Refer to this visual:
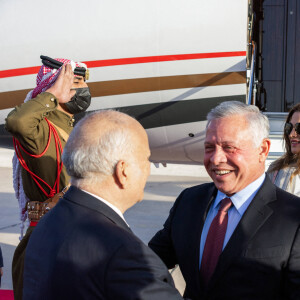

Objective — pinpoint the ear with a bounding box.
[115,160,129,188]
[258,138,271,163]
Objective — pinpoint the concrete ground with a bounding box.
[0,149,211,294]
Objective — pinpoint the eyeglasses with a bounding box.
[284,122,300,135]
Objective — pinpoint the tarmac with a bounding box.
[0,148,211,294]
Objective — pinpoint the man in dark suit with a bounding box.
[149,101,300,299]
[0,245,3,287]
[23,110,183,300]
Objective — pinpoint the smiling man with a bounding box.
[149,101,300,299]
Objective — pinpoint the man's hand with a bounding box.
[0,267,3,277]
[46,64,76,104]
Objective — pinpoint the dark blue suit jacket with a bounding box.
[0,245,2,287]
[149,176,300,300]
[0,246,3,268]
[23,186,183,300]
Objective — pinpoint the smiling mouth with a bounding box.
[214,170,232,175]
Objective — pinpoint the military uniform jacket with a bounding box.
[5,92,73,202]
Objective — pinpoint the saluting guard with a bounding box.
[5,56,91,300]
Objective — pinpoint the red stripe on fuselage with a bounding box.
[84,51,247,68]
[0,51,246,79]
[0,66,41,78]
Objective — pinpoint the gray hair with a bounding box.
[62,110,135,186]
[207,101,269,147]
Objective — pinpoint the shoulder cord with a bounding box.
[13,118,63,198]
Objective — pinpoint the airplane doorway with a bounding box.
[255,0,300,112]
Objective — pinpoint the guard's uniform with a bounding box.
[5,92,74,300]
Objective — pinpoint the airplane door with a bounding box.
[258,0,300,112]
[284,0,300,111]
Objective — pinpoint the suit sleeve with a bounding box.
[286,226,300,299]
[105,242,183,300]
[0,246,3,268]
[148,191,185,269]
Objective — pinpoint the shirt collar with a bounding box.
[80,189,129,226]
[214,173,266,215]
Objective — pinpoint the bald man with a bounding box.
[23,111,183,300]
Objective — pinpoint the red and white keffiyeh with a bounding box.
[32,58,87,98]
[13,58,87,239]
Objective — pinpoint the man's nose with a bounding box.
[210,148,227,165]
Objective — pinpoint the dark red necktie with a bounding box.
[200,197,232,285]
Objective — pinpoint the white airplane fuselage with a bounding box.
[0,0,249,164]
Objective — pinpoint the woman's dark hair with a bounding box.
[268,103,300,181]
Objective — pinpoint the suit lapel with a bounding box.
[63,186,131,233]
[207,176,277,290]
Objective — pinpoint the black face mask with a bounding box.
[65,87,91,114]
